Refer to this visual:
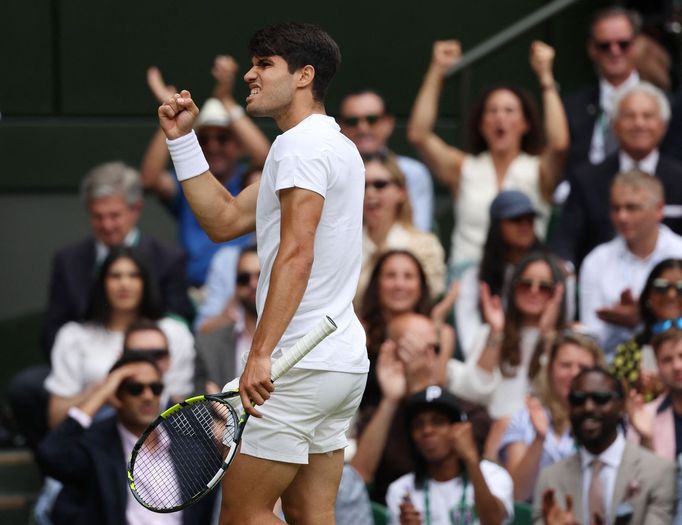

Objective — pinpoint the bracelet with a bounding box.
[541,81,560,92]
[486,331,504,347]
[166,130,210,182]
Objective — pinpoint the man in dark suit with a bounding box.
[551,82,682,267]
[36,353,214,525]
[562,7,641,176]
[533,367,674,525]
[42,161,193,356]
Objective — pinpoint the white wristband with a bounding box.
[166,130,210,182]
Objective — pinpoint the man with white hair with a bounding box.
[552,81,682,267]
[140,57,270,287]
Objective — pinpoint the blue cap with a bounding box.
[489,190,537,220]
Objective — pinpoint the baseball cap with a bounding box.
[489,190,537,220]
[406,386,464,424]
[194,98,231,129]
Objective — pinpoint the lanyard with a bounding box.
[423,475,476,525]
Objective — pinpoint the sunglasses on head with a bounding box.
[651,278,682,296]
[120,381,164,397]
[515,277,555,295]
[197,132,231,147]
[342,114,382,127]
[568,390,619,407]
[126,348,170,361]
[364,179,396,191]
[593,39,632,53]
[236,271,260,286]
[652,316,682,335]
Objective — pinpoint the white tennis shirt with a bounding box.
[255,114,368,373]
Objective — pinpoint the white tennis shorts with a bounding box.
[240,368,367,464]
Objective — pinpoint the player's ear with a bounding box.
[297,65,315,89]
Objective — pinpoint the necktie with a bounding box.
[588,459,605,522]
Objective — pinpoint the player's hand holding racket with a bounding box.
[127,316,337,513]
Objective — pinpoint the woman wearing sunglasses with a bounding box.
[611,258,682,399]
[356,154,445,306]
[45,247,195,427]
[455,190,575,356]
[407,38,568,277]
[498,331,604,501]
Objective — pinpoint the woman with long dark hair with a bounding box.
[45,247,194,426]
[407,39,568,276]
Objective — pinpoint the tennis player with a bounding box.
[158,22,368,524]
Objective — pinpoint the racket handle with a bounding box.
[271,316,337,381]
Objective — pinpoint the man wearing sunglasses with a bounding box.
[579,171,682,357]
[339,90,434,231]
[193,246,260,394]
[561,7,641,173]
[533,366,674,525]
[140,56,271,288]
[36,353,214,525]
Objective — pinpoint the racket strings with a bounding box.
[131,399,238,510]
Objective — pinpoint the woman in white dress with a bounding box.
[407,39,569,275]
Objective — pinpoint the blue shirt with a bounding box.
[167,165,252,287]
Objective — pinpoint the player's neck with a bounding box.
[275,99,326,132]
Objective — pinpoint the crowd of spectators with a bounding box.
[8,5,682,525]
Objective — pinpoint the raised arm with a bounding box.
[407,40,466,192]
[211,55,271,167]
[159,90,258,241]
[140,66,179,200]
[531,41,569,202]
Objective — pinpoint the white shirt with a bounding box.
[385,461,514,525]
[194,245,241,331]
[256,114,368,373]
[579,225,682,356]
[619,149,659,175]
[579,432,626,525]
[94,228,140,266]
[45,317,195,398]
[589,72,640,165]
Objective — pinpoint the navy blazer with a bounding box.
[37,415,215,525]
[550,152,682,267]
[41,233,194,357]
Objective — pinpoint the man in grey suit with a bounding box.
[193,246,259,394]
[533,367,674,525]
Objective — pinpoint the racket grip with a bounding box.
[271,316,337,381]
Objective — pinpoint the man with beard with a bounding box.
[193,245,259,393]
[533,367,674,525]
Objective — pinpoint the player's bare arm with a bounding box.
[158,89,258,240]
[238,187,324,416]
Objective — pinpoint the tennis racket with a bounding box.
[127,315,337,513]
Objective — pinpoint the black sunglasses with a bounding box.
[364,180,396,191]
[236,271,260,286]
[568,391,619,407]
[125,348,170,361]
[342,114,383,127]
[593,39,632,53]
[515,277,554,296]
[651,278,682,296]
[121,381,164,397]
